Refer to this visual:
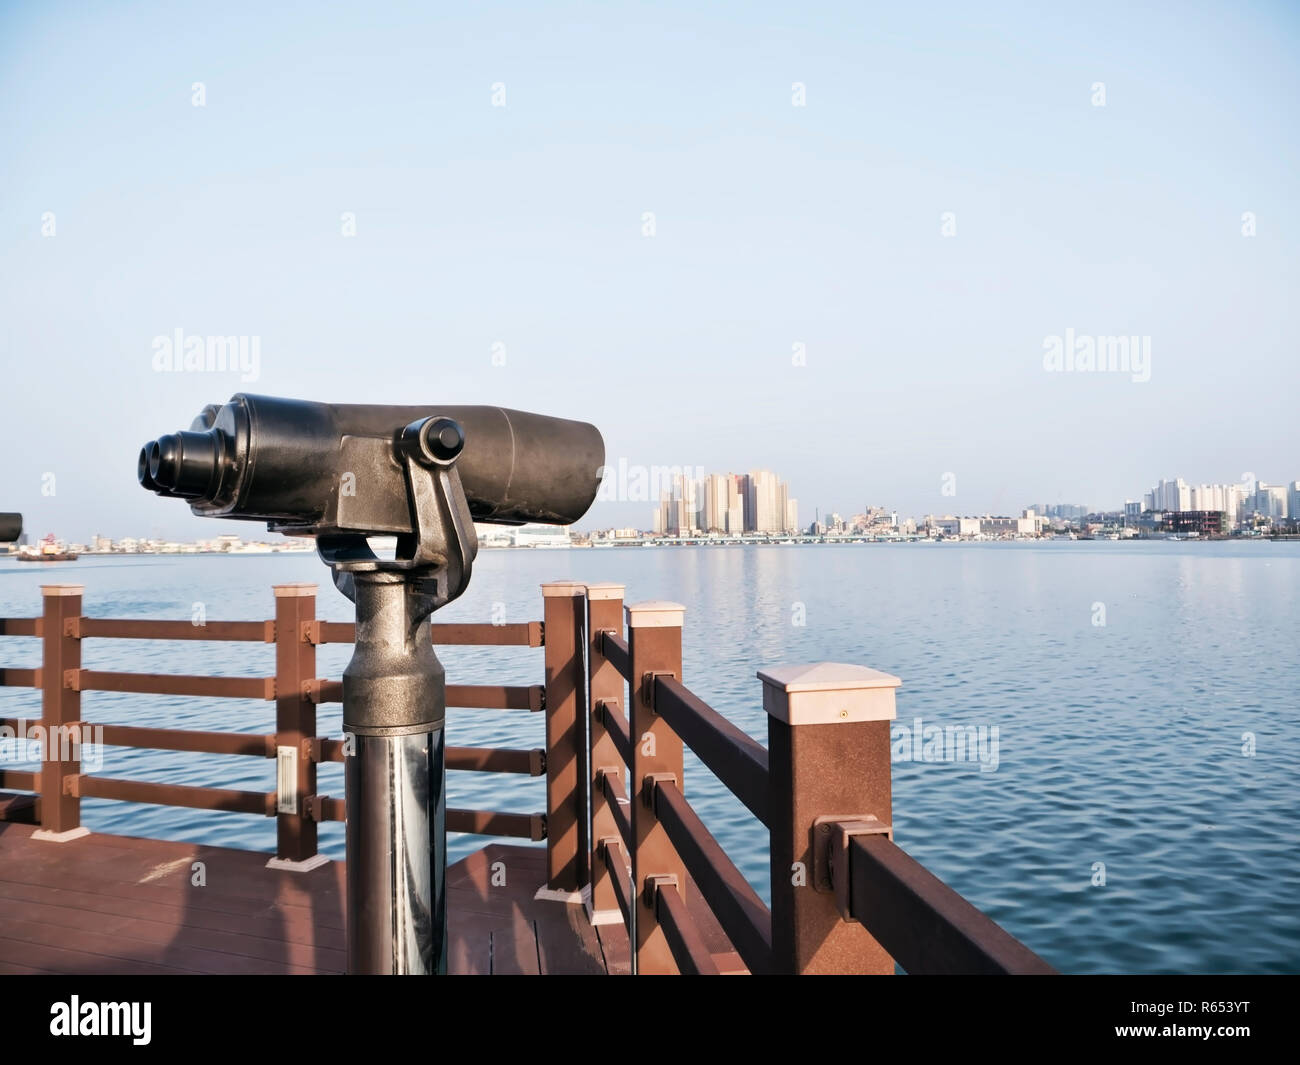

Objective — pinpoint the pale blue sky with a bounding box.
[2,0,1297,539]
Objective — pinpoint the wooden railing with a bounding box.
[1,579,1056,974]
[539,581,1057,975]
[0,583,548,862]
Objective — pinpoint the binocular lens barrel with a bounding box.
[138,394,605,533]
[0,513,22,543]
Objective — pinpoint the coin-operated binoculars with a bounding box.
[139,395,604,974]
[0,514,21,543]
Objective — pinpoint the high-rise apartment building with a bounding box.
[653,468,796,535]
[728,475,748,533]
[1251,483,1288,519]
[748,470,782,533]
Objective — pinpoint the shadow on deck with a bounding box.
[0,822,703,974]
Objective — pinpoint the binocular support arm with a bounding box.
[319,415,480,622]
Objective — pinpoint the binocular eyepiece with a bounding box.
[138,394,605,536]
[0,513,21,544]
[138,431,226,499]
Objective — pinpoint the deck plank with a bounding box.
[596,920,633,975]
[0,825,604,975]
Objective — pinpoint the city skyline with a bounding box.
[10,463,1298,543]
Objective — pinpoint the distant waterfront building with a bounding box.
[1250,483,1288,520]
[979,516,1036,536]
[511,523,572,547]
[931,516,981,537]
[726,475,744,534]
[654,473,695,535]
[682,475,701,531]
[703,474,728,533]
[1026,503,1088,522]
[927,513,1038,538]
[1188,483,1242,521]
[1141,478,1246,527]
[648,466,795,536]
[1158,510,1228,537]
[744,470,797,534]
[747,470,779,533]
[1148,479,1191,513]
[697,473,751,535]
[475,522,571,547]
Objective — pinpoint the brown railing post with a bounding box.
[762,662,901,974]
[537,581,588,901]
[271,583,319,867]
[626,600,685,974]
[584,582,625,926]
[36,585,84,840]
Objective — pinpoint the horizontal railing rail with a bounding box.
[652,675,769,825]
[598,630,630,681]
[596,698,631,765]
[83,722,277,758]
[652,877,720,976]
[0,769,38,791]
[0,615,545,647]
[72,618,274,642]
[598,838,635,931]
[597,768,632,852]
[69,669,276,700]
[839,830,1056,975]
[68,775,275,816]
[650,777,772,973]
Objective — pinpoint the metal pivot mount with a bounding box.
[318,417,480,976]
[319,415,480,611]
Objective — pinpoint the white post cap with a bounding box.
[624,601,685,628]
[758,663,901,725]
[540,580,585,598]
[273,583,318,597]
[584,582,625,601]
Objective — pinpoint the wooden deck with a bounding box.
[0,820,633,974]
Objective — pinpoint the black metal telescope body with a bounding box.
[0,514,21,543]
[138,394,603,533]
[138,395,604,975]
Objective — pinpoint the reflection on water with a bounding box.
[1,541,1296,973]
